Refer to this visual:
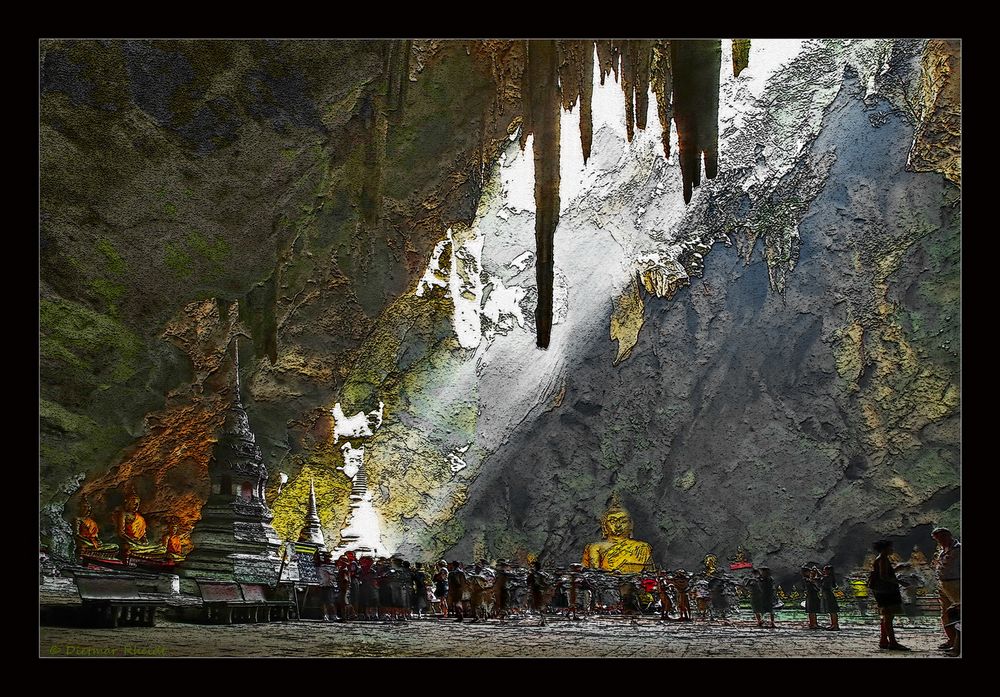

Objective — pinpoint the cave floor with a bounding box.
[41,614,949,658]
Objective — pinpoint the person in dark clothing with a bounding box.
[553,573,569,616]
[316,551,338,621]
[758,567,776,628]
[869,539,910,651]
[358,556,380,621]
[802,566,821,629]
[448,561,467,621]
[708,575,729,620]
[746,569,765,627]
[412,562,429,618]
[619,579,642,617]
[378,558,396,620]
[658,571,675,620]
[434,562,449,618]
[821,564,840,630]
[494,561,512,620]
[397,559,413,620]
[527,560,547,625]
[943,603,960,657]
[336,558,352,621]
[350,560,362,618]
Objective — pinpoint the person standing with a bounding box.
[494,561,513,620]
[758,567,776,628]
[412,562,429,619]
[316,551,338,621]
[658,571,675,621]
[350,559,362,618]
[447,561,467,622]
[931,527,961,654]
[358,556,380,621]
[801,566,821,629]
[434,561,449,618]
[398,559,413,620]
[869,539,909,651]
[336,557,352,621]
[527,560,547,625]
[671,570,692,622]
[746,569,765,627]
[821,564,840,631]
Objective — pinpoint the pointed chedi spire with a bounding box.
[299,478,326,550]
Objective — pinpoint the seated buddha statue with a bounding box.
[115,494,166,561]
[74,499,119,558]
[161,524,187,563]
[908,545,928,566]
[581,494,653,573]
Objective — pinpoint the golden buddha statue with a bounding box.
[909,545,928,566]
[581,493,653,573]
[74,498,118,558]
[161,523,188,563]
[703,553,719,576]
[115,494,166,560]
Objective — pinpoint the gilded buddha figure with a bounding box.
[581,493,653,573]
[162,523,187,563]
[115,494,166,561]
[74,498,119,558]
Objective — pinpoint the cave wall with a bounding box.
[451,63,960,577]
[39,39,521,556]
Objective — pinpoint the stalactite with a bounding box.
[650,41,674,159]
[634,42,651,132]
[619,40,653,142]
[732,39,751,77]
[386,39,412,112]
[557,41,584,111]
[522,40,561,349]
[510,39,728,347]
[580,47,594,162]
[620,41,635,142]
[557,40,595,163]
[358,94,386,228]
[595,40,620,86]
[670,40,721,203]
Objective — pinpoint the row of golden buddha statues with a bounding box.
[75,488,651,572]
[73,485,674,575]
[74,494,187,566]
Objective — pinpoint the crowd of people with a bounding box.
[305,528,959,656]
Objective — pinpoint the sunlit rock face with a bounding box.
[351,39,959,573]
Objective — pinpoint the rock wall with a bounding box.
[39,40,520,556]
[452,64,960,578]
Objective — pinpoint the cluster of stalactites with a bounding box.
[517,39,735,347]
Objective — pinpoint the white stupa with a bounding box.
[332,447,385,558]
